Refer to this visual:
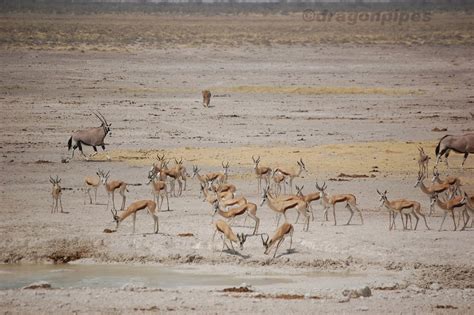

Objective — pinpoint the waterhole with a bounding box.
[0,264,292,289]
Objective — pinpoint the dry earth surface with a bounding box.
[0,11,474,315]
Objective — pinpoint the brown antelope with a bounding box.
[200,184,233,206]
[147,169,170,211]
[67,111,111,160]
[446,184,473,230]
[192,165,220,189]
[274,158,307,193]
[111,200,158,234]
[431,167,461,187]
[462,192,474,229]
[84,169,103,205]
[49,175,63,213]
[271,169,286,196]
[417,146,430,179]
[213,200,260,235]
[377,190,430,231]
[435,133,474,169]
[202,90,211,108]
[212,220,247,254]
[212,182,237,195]
[216,161,230,184]
[433,193,466,231]
[414,171,451,215]
[173,158,189,191]
[154,161,183,197]
[252,155,272,193]
[316,182,364,226]
[99,171,128,211]
[295,185,321,222]
[261,223,294,258]
[260,187,310,231]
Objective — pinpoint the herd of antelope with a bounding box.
[48,110,474,258]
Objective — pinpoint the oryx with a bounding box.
[67,111,111,160]
[435,133,474,169]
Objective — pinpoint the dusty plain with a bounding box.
[0,9,473,314]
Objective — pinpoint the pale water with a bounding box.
[0,264,292,289]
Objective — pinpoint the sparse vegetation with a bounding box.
[0,10,472,51]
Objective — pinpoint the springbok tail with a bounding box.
[67,137,72,151]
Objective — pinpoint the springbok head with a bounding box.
[376,189,388,207]
[252,155,261,168]
[192,165,200,178]
[236,233,248,250]
[297,158,307,172]
[99,170,110,185]
[49,175,61,186]
[315,182,327,194]
[110,207,119,226]
[295,185,304,197]
[222,161,230,174]
[260,233,270,251]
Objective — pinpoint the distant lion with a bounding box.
[202,90,211,108]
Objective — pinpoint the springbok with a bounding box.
[147,168,170,211]
[261,223,294,258]
[377,190,430,231]
[84,169,103,205]
[99,171,128,211]
[316,182,364,226]
[295,185,321,222]
[463,192,474,229]
[111,200,159,234]
[192,165,212,190]
[271,169,286,196]
[67,111,111,160]
[202,90,211,108]
[173,158,189,191]
[414,171,450,216]
[49,175,63,213]
[435,133,474,168]
[211,182,237,195]
[417,146,430,179]
[431,167,461,187]
[260,187,310,231]
[274,158,307,193]
[154,160,183,197]
[217,161,230,184]
[433,193,466,231]
[212,220,247,254]
[212,200,260,235]
[252,155,272,193]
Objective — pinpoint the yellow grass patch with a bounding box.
[219,86,420,96]
[92,140,473,185]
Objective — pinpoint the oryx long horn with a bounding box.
[97,111,108,125]
[91,110,105,124]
